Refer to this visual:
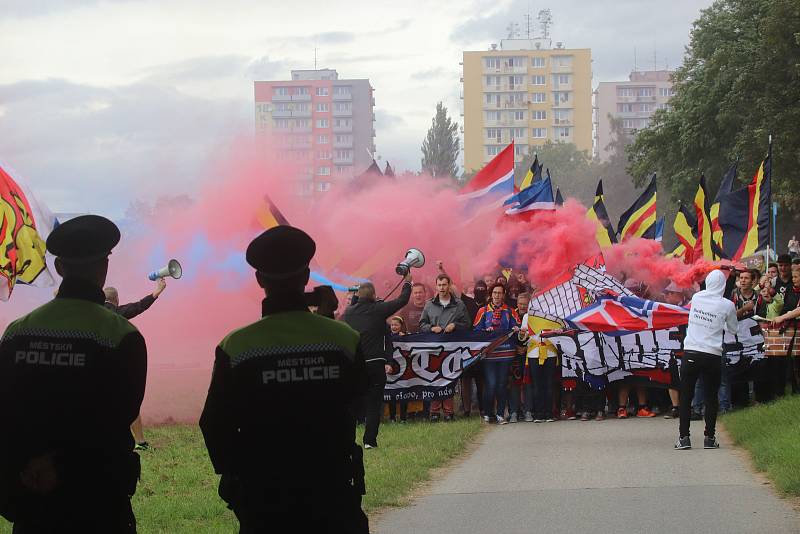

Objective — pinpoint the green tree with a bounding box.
[421,102,460,179]
[627,0,800,228]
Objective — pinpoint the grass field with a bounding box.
[722,394,800,496]
[0,417,482,533]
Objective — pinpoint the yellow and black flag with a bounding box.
[519,155,543,191]
[719,155,771,260]
[710,162,737,252]
[673,203,697,263]
[586,180,617,249]
[617,173,657,241]
[256,194,290,229]
[693,174,717,260]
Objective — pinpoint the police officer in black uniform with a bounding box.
[200,225,369,534]
[0,215,147,533]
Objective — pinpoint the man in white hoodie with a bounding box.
[676,270,738,450]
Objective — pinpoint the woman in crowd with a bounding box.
[474,283,519,424]
[387,316,408,423]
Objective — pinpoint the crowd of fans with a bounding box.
[348,254,800,435]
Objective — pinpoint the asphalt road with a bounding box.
[374,417,800,534]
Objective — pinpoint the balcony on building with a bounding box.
[553,118,573,126]
[332,109,353,117]
[272,110,292,118]
[291,93,311,102]
[272,94,292,102]
[291,110,312,118]
[333,139,354,149]
[332,92,352,101]
[333,156,354,165]
[333,124,353,133]
[292,125,312,133]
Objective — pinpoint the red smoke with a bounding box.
[1,138,734,423]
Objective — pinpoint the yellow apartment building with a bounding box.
[462,40,593,173]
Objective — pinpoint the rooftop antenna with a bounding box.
[538,9,552,42]
[524,12,533,39]
[633,47,638,72]
[506,22,520,39]
[314,47,318,70]
[653,43,657,72]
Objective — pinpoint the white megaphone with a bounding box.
[395,248,425,276]
[148,259,183,281]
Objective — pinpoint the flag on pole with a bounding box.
[460,142,515,213]
[519,154,543,191]
[504,176,555,219]
[617,173,657,241]
[719,156,771,260]
[673,203,697,263]
[0,164,54,300]
[586,180,617,249]
[256,194,290,229]
[711,162,737,251]
[555,187,564,207]
[655,216,665,243]
[693,174,716,260]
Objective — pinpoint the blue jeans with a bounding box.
[692,358,731,412]
[526,357,556,419]
[483,359,512,418]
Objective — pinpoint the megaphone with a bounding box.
[395,248,425,276]
[148,259,183,281]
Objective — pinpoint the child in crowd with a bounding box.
[387,316,408,423]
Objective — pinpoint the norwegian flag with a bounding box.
[527,255,632,323]
[565,294,689,335]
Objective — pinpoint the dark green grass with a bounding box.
[722,394,800,496]
[0,418,482,533]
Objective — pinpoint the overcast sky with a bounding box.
[0,0,714,216]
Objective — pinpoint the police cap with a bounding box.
[246,225,315,279]
[46,215,120,263]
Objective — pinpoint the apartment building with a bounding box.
[594,70,674,161]
[254,69,376,195]
[462,40,593,173]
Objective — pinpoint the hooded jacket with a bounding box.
[684,270,738,356]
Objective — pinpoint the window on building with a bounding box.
[513,111,525,121]
[618,87,634,97]
[532,110,547,120]
[487,146,501,156]
[531,75,546,85]
[318,151,331,160]
[532,128,547,138]
[531,92,547,103]
[335,134,353,144]
[509,56,525,67]
[554,109,570,122]
[657,103,672,111]
[622,119,635,129]
[509,75,524,87]
[486,128,501,140]
[273,119,289,129]
[552,55,573,68]
[316,119,329,128]
[485,57,500,69]
[511,128,526,138]
[640,103,653,112]
[318,135,329,144]
[334,102,352,112]
[336,166,349,175]
[274,87,290,96]
[316,87,329,96]
[333,86,352,96]
[555,127,571,138]
[485,110,501,121]
[334,118,352,127]
[618,103,633,113]
[316,103,329,112]
[659,87,674,97]
[637,87,654,97]
[640,118,651,128]
[485,75,497,86]
[531,57,545,68]
[558,74,570,85]
[295,119,310,128]
[317,182,331,192]
[296,87,310,95]
[317,167,331,176]
[553,91,570,104]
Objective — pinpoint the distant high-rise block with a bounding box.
[254,69,376,196]
[462,40,593,174]
[594,70,674,161]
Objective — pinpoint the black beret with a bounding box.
[46,215,120,262]
[246,225,315,279]
[777,253,792,264]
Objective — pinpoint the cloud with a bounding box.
[139,55,252,83]
[410,67,460,81]
[374,108,406,130]
[1,0,137,18]
[0,78,250,216]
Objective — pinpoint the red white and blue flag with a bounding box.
[459,142,515,213]
[565,294,689,335]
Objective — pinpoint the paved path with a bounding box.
[375,418,800,534]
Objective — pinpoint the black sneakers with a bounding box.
[703,436,720,449]
[134,441,151,451]
[674,436,692,450]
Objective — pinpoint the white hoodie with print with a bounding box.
[684,270,738,356]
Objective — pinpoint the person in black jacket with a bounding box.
[342,277,412,449]
[0,215,146,533]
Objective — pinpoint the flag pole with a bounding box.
[768,132,775,253]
